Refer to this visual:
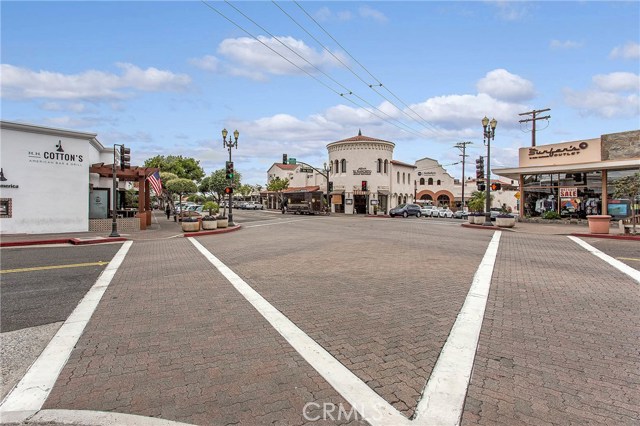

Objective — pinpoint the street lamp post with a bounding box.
[222,128,239,226]
[323,162,330,214]
[109,144,122,237]
[482,116,497,226]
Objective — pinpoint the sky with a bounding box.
[2,0,639,185]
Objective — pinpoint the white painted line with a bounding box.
[243,218,318,228]
[188,238,411,426]
[414,231,502,426]
[29,408,195,426]
[568,236,640,284]
[0,241,133,421]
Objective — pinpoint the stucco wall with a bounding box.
[0,127,100,234]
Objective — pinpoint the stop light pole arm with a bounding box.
[297,161,329,179]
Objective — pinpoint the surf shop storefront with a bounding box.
[493,130,640,221]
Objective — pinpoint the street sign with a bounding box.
[288,158,297,165]
[300,167,313,173]
[515,192,521,199]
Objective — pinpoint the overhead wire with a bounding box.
[272,0,440,137]
[293,1,443,136]
[200,0,426,138]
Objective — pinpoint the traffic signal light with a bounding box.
[225,161,235,180]
[283,154,288,164]
[328,181,333,192]
[224,186,233,194]
[477,183,486,191]
[120,145,131,170]
[491,182,502,191]
[361,181,368,191]
[475,157,484,180]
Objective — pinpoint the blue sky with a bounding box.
[2,1,639,185]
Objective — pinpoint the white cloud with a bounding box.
[610,41,640,60]
[189,55,219,72]
[593,72,640,92]
[217,36,346,80]
[358,6,388,23]
[563,71,640,118]
[0,63,191,101]
[550,39,583,50]
[476,69,535,101]
[41,101,87,113]
[490,1,529,21]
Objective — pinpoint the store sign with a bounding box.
[27,140,84,167]
[519,138,601,167]
[559,187,578,198]
[0,168,19,189]
[353,167,371,175]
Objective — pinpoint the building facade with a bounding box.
[494,130,640,220]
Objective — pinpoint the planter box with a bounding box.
[181,221,200,232]
[217,218,229,228]
[587,215,611,234]
[473,215,486,225]
[202,220,218,230]
[496,217,516,228]
[468,215,476,224]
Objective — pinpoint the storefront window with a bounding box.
[522,172,603,218]
[607,169,639,219]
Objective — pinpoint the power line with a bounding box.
[293,1,443,136]
[201,0,426,138]
[272,1,441,137]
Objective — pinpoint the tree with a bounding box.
[612,171,640,234]
[237,184,253,199]
[156,172,179,209]
[144,155,205,182]
[468,190,493,213]
[200,169,242,204]
[267,177,290,206]
[165,178,198,221]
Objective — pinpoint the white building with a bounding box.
[1,121,156,235]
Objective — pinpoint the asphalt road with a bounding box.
[0,243,122,332]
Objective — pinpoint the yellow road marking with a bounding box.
[617,257,640,262]
[0,261,109,274]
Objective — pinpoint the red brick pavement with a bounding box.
[43,238,366,425]
[196,218,495,418]
[461,233,640,425]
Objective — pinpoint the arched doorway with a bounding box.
[437,194,450,207]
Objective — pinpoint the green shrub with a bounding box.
[541,211,561,220]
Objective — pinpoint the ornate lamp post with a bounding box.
[482,116,497,226]
[222,128,239,226]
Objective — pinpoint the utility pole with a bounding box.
[519,108,550,147]
[455,141,472,212]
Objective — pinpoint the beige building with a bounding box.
[494,129,640,219]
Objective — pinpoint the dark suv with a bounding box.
[389,203,422,218]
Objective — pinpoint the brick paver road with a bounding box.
[36,212,639,425]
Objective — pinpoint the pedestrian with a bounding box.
[165,204,171,220]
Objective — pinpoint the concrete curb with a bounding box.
[1,237,127,248]
[180,224,242,237]
[461,223,515,232]
[570,232,640,241]
[1,408,196,425]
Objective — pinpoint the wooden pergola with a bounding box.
[90,163,160,230]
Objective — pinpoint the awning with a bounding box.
[353,190,370,195]
[377,190,390,195]
[331,195,343,204]
[330,190,344,195]
[493,159,640,180]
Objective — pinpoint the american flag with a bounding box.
[148,171,163,195]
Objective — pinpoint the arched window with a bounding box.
[420,178,425,185]
[437,194,450,206]
[341,159,347,173]
[420,194,433,201]
[437,180,441,185]
[384,160,388,173]
[408,174,411,183]
[377,159,382,173]
[329,162,333,174]
[428,178,433,185]
[403,173,406,184]
[334,160,339,174]
[397,172,400,183]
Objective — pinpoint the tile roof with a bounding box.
[332,134,393,144]
[283,186,321,193]
[274,163,299,170]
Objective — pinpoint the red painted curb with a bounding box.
[366,215,391,218]
[571,233,640,241]
[181,225,242,237]
[0,239,71,247]
[461,223,503,231]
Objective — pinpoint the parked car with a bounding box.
[429,207,443,217]
[490,208,502,220]
[453,210,469,219]
[420,205,437,216]
[389,203,422,218]
[438,207,454,218]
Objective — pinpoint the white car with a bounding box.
[438,207,454,218]
[429,207,443,217]
[243,202,263,210]
[420,205,436,216]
